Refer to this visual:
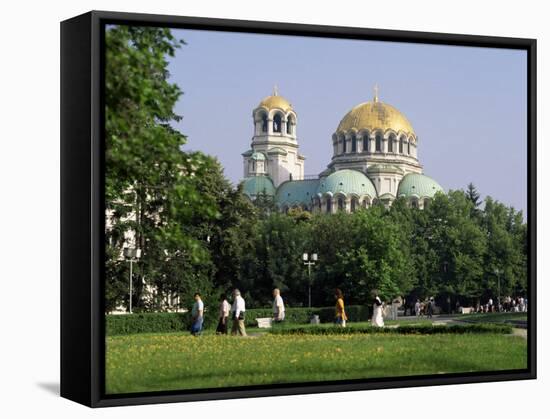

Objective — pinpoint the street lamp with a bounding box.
[303,253,318,308]
[123,247,141,314]
[494,268,501,312]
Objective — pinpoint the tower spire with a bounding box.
[373,84,379,102]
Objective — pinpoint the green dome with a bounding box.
[317,169,377,198]
[250,151,266,161]
[276,179,320,208]
[242,176,276,198]
[397,173,443,198]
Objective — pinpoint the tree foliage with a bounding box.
[104,26,528,314]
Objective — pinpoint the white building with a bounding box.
[242,86,444,211]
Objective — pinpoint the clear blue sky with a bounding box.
[167,28,527,214]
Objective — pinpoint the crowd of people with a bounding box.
[189,289,528,336]
[414,298,436,318]
[476,296,528,313]
[189,288,386,336]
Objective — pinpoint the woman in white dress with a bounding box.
[372,295,384,327]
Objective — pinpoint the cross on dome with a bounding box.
[373,84,379,102]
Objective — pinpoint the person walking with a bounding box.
[231,289,247,336]
[334,289,348,327]
[427,297,434,318]
[272,288,285,322]
[190,293,204,336]
[216,295,230,335]
[414,299,421,317]
[372,295,385,327]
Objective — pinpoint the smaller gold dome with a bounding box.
[258,93,293,112]
[336,101,415,136]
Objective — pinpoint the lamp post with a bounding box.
[123,247,141,314]
[303,253,318,308]
[494,268,501,312]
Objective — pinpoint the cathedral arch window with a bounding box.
[287,115,294,135]
[363,135,369,152]
[273,113,282,133]
[261,113,268,133]
[375,135,382,152]
[326,197,332,213]
[351,134,357,152]
[411,198,418,209]
[388,135,395,152]
[399,137,404,153]
[342,136,347,153]
[351,197,359,212]
[337,196,345,211]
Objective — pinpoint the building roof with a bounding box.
[276,179,320,207]
[242,176,276,197]
[250,151,266,161]
[397,173,444,199]
[257,94,293,113]
[336,100,415,136]
[317,169,377,198]
[267,147,288,156]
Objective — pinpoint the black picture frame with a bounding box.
[60,10,537,408]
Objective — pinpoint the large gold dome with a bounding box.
[336,100,415,136]
[258,94,293,112]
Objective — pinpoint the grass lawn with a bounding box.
[106,330,527,394]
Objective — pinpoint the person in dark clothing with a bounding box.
[427,297,434,318]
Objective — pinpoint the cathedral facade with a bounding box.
[241,87,443,212]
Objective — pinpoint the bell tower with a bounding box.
[242,87,305,188]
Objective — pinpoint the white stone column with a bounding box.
[345,196,351,213]
[369,136,375,153]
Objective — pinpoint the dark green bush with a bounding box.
[106,312,218,336]
[106,305,372,335]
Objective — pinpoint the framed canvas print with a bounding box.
[60,10,536,407]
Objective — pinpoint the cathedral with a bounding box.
[241,87,444,213]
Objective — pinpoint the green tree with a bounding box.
[466,182,481,208]
[104,26,218,311]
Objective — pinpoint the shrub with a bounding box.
[106,305,372,335]
[106,312,218,336]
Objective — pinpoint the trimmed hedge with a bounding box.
[107,312,190,336]
[269,323,513,336]
[106,305,372,336]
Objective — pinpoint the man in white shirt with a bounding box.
[190,293,204,336]
[231,289,247,336]
[216,296,231,335]
[272,288,285,322]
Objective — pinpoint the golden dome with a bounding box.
[257,86,293,112]
[258,94,293,112]
[336,100,415,136]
